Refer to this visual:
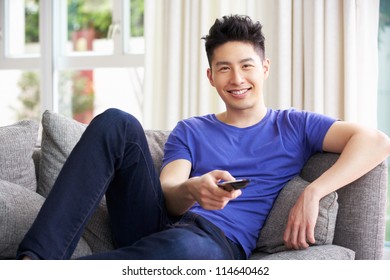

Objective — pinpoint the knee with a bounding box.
[92,108,144,135]
[100,108,140,126]
[81,109,146,149]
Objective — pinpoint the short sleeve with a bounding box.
[162,121,193,169]
[303,111,336,154]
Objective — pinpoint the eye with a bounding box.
[218,66,230,72]
[242,64,254,69]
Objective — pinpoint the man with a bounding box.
[18,15,390,260]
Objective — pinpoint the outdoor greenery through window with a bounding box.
[378,0,390,245]
[0,0,144,126]
[24,0,39,54]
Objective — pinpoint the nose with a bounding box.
[230,69,244,85]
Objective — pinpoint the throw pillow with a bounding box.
[37,111,86,198]
[256,176,338,253]
[0,179,45,258]
[0,120,39,191]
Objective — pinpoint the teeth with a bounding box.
[229,89,247,95]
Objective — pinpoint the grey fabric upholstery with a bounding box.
[145,130,171,173]
[0,120,39,192]
[0,111,388,260]
[37,110,86,198]
[0,180,45,258]
[300,153,388,260]
[256,176,338,253]
[250,244,355,260]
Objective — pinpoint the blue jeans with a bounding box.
[17,109,245,260]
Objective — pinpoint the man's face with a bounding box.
[207,41,269,112]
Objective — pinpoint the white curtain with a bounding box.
[143,0,379,130]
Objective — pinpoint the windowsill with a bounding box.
[383,246,390,260]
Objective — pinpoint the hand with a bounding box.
[187,170,242,210]
[283,189,319,250]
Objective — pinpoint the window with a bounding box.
[378,0,390,246]
[0,0,144,126]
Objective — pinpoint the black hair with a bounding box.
[202,15,265,66]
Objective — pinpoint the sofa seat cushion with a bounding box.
[256,176,338,254]
[250,244,355,260]
[0,120,39,192]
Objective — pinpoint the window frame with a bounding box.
[0,0,144,114]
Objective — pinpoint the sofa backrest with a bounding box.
[145,130,171,173]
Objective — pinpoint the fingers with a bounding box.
[194,170,242,210]
[306,225,316,245]
[284,220,316,250]
[198,192,238,209]
[210,170,236,183]
[283,190,318,250]
[284,225,309,250]
[197,187,242,210]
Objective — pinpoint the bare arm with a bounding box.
[159,159,242,216]
[284,121,390,249]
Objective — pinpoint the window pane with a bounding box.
[7,0,40,56]
[378,1,390,244]
[58,68,144,124]
[67,0,113,54]
[0,70,41,126]
[128,0,144,53]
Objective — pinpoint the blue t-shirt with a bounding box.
[162,108,336,257]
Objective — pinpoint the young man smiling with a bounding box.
[18,15,390,260]
[207,42,269,126]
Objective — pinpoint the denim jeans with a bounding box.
[17,109,245,260]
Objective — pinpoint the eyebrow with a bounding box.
[214,58,256,67]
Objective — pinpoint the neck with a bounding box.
[216,105,268,128]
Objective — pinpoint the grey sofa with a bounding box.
[0,110,388,260]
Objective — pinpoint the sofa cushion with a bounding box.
[0,179,44,258]
[0,120,39,192]
[250,244,354,260]
[37,111,87,198]
[0,179,92,259]
[256,176,338,253]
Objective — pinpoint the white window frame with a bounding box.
[0,0,144,115]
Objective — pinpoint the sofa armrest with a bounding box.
[300,153,388,259]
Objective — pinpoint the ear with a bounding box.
[263,58,270,79]
[207,68,215,87]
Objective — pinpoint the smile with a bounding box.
[227,88,251,96]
